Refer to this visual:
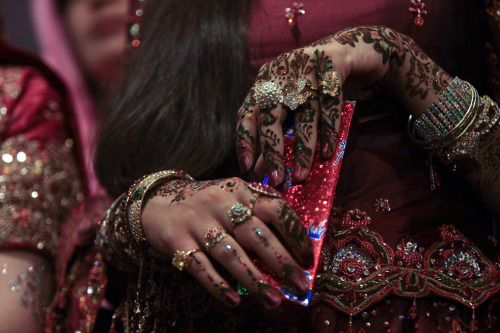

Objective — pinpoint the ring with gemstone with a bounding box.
[254,81,284,109]
[283,76,317,111]
[204,226,228,248]
[228,203,252,226]
[319,70,341,98]
[172,249,201,271]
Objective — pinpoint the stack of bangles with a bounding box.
[409,77,500,165]
[97,170,195,269]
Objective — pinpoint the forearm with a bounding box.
[464,126,500,216]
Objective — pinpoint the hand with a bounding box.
[236,25,452,186]
[141,177,314,308]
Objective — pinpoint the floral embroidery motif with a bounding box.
[395,239,424,268]
[315,224,500,315]
[373,197,391,213]
[332,209,372,227]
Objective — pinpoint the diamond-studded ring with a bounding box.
[254,81,284,109]
[228,203,252,226]
[283,76,317,110]
[204,226,228,249]
[172,249,201,271]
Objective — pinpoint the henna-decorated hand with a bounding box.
[236,25,452,186]
[141,177,314,308]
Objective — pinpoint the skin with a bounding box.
[143,26,500,311]
[236,26,450,186]
[143,178,313,308]
[237,25,500,215]
[64,0,129,85]
[0,251,54,333]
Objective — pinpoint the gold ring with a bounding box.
[283,76,316,110]
[319,70,341,98]
[172,249,201,271]
[249,193,260,213]
[228,203,252,226]
[204,226,228,248]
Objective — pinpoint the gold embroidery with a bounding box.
[0,66,24,135]
[0,136,82,256]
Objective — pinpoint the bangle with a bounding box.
[407,78,498,163]
[124,170,195,246]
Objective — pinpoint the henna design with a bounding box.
[153,178,248,204]
[294,135,313,169]
[236,122,254,157]
[333,26,448,100]
[278,204,313,265]
[399,34,449,99]
[259,105,278,127]
[223,242,258,283]
[468,127,500,196]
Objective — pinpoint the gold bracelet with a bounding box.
[124,170,194,246]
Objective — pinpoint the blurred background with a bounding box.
[3,0,39,53]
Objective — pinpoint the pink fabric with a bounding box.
[31,0,106,196]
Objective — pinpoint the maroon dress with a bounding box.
[46,1,500,332]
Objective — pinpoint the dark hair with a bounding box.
[95,0,253,196]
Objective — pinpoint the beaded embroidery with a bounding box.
[315,224,500,315]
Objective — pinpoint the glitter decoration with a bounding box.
[9,265,46,307]
[247,182,282,198]
[251,101,355,305]
[373,197,391,213]
[1,264,7,275]
[0,67,82,256]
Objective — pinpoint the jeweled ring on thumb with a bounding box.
[172,249,201,271]
[228,203,252,226]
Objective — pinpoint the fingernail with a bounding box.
[268,170,279,187]
[224,291,240,307]
[292,273,310,294]
[263,289,282,308]
[322,143,334,157]
[239,154,250,172]
[292,163,302,180]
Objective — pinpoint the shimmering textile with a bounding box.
[0,59,82,258]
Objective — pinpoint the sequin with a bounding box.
[0,136,82,256]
